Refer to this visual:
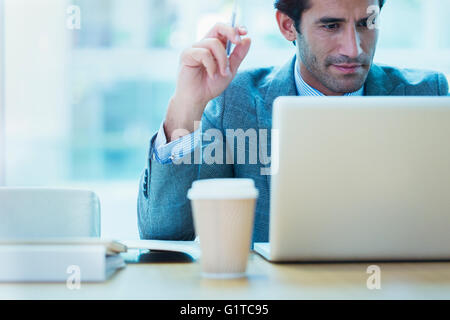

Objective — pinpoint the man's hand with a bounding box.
[164,23,251,142]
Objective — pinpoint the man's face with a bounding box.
[297,0,380,94]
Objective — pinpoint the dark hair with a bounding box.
[275,0,386,32]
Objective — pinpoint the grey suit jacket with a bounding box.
[138,56,449,243]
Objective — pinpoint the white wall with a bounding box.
[4,0,71,185]
[0,0,5,186]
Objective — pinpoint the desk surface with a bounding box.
[1,252,450,300]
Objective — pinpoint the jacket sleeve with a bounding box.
[437,73,449,96]
[137,95,234,240]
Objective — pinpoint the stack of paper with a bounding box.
[0,238,127,282]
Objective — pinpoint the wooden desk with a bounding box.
[1,252,450,299]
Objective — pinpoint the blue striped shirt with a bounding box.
[153,56,365,163]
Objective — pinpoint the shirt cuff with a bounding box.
[152,122,200,164]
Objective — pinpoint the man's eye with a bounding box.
[323,23,339,30]
[358,20,369,28]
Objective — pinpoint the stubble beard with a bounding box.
[297,34,373,94]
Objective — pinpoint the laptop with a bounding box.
[254,96,450,262]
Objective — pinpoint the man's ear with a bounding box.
[276,10,298,42]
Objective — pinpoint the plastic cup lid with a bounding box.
[187,178,259,200]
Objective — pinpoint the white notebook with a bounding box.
[0,238,127,282]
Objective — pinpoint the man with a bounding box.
[138,0,449,243]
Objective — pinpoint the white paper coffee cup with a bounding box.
[187,179,259,279]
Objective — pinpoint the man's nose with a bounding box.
[338,25,363,59]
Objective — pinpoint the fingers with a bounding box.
[192,25,249,77]
[193,38,229,77]
[182,47,217,79]
[182,24,250,80]
[229,37,251,75]
[237,25,248,36]
[205,23,248,47]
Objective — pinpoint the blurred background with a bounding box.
[1,0,449,239]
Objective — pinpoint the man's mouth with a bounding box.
[331,64,363,74]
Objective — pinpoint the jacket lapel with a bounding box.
[256,55,298,193]
[263,56,298,116]
[365,63,396,96]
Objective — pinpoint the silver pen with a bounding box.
[226,0,238,57]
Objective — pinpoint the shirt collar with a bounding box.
[294,56,364,96]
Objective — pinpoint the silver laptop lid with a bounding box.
[269,97,450,262]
